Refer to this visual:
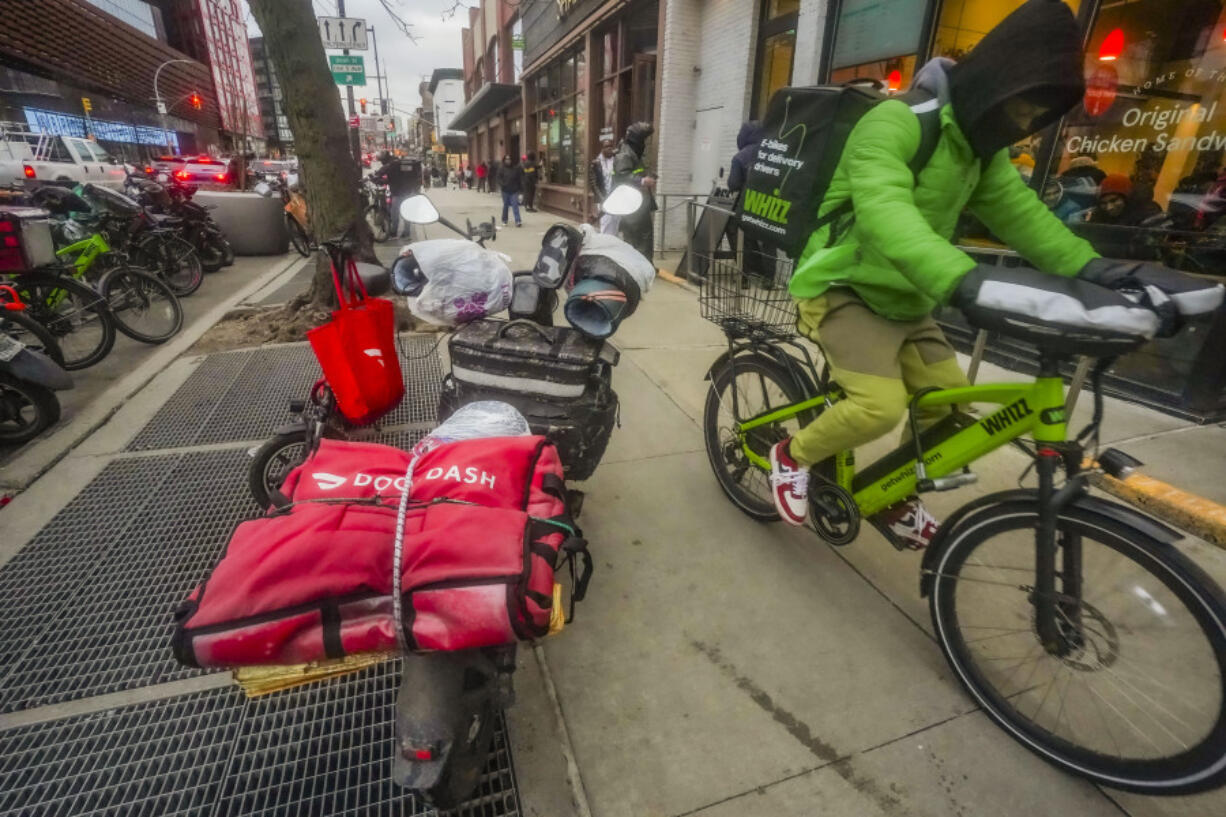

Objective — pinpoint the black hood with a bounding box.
[737,120,765,150]
[625,121,654,153]
[946,0,1085,160]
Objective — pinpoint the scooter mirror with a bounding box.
[400,194,440,225]
[253,181,272,198]
[602,184,644,216]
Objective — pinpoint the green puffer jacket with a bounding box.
[788,101,1099,321]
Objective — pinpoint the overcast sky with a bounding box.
[242,0,468,117]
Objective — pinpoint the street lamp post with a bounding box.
[154,58,195,153]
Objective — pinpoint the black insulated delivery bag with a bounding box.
[441,318,619,480]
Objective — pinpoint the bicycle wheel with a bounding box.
[12,274,116,370]
[0,372,59,445]
[286,215,310,257]
[99,267,183,344]
[930,502,1226,794]
[248,431,309,508]
[137,235,203,296]
[0,309,64,366]
[703,354,818,521]
[365,206,389,243]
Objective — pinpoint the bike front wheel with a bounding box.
[100,267,183,344]
[138,235,203,296]
[703,353,818,521]
[930,502,1226,794]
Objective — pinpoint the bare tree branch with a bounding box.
[377,0,420,43]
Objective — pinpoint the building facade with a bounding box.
[248,37,292,156]
[430,68,467,161]
[159,0,263,150]
[0,0,220,158]
[451,1,524,175]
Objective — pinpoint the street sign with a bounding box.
[81,97,92,113]
[318,16,368,50]
[349,115,360,128]
[359,116,379,132]
[329,55,367,86]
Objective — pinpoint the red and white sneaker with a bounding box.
[876,499,940,550]
[769,439,809,526]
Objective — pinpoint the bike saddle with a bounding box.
[354,262,391,296]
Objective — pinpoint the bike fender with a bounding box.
[703,347,818,399]
[919,488,1180,597]
[4,348,73,391]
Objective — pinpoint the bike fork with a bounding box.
[1034,451,1086,654]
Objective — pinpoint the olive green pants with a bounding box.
[790,289,970,467]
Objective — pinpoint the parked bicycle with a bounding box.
[698,243,1226,795]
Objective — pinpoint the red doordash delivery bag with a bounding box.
[172,437,590,667]
[306,255,403,425]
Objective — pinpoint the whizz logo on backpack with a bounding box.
[979,399,1034,436]
[741,189,792,226]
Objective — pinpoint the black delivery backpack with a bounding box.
[735,83,940,258]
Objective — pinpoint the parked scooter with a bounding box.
[128,173,234,272]
[0,286,72,444]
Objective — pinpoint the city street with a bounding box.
[2,188,1224,816]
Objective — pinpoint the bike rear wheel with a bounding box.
[11,274,116,370]
[137,235,203,296]
[930,503,1226,794]
[703,354,818,521]
[248,432,309,508]
[100,267,183,344]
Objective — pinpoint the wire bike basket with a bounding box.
[687,200,798,338]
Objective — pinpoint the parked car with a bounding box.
[1,127,126,189]
[152,155,232,187]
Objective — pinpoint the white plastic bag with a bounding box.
[576,224,656,294]
[418,401,531,451]
[406,239,513,326]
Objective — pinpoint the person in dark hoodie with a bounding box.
[766,0,1223,542]
[728,120,771,283]
[612,121,658,262]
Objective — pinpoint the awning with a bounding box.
[441,133,468,153]
[450,83,522,132]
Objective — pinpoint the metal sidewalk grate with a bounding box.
[0,450,257,713]
[0,664,521,817]
[0,686,243,817]
[218,661,520,817]
[0,456,181,670]
[128,336,443,452]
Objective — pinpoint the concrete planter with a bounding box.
[194,190,289,255]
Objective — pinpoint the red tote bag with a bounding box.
[306,255,404,425]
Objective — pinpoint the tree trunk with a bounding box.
[248,0,375,309]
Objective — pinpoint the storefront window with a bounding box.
[534,45,585,185]
[752,0,799,118]
[829,0,926,86]
[933,0,1082,60]
[593,5,658,147]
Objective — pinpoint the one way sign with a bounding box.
[317,16,368,51]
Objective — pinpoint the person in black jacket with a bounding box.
[522,152,539,211]
[370,151,423,239]
[496,154,524,227]
[727,121,771,283]
[612,122,658,261]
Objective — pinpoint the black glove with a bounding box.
[1078,258,1225,337]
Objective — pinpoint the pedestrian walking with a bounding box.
[496,154,524,227]
[588,138,619,235]
[369,150,423,239]
[612,122,658,261]
[475,161,487,192]
[522,152,539,212]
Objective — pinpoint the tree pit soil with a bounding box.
[189,298,437,355]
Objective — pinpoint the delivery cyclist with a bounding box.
[768,0,1222,545]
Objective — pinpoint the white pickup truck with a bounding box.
[1,130,126,189]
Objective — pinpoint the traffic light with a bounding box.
[359,98,367,114]
[189,93,202,110]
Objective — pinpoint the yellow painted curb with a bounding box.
[1088,468,1226,549]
